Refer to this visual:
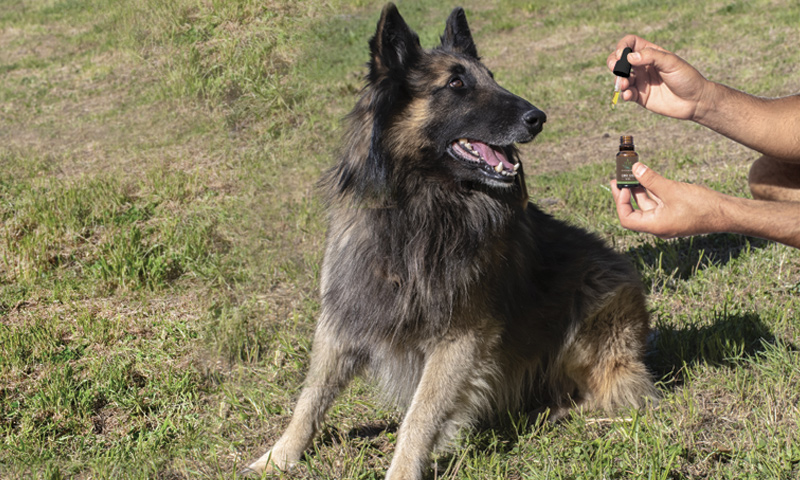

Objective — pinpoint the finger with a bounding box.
[632,187,659,210]
[611,181,636,218]
[621,84,640,103]
[606,51,619,71]
[610,179,629,199]
[627,47,681,75]
[614,34,643,56]
[617,35,668,58]
[610,179,620,200]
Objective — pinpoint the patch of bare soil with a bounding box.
[1,26,233,187]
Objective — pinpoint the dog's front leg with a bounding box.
[245,321,363,474]
[385,331,483,480]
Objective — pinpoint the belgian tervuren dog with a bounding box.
[246,4,656,478]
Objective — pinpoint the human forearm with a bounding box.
[694,83,800,162]
[719,194,800,248]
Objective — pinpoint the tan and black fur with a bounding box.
[246,4,656,479]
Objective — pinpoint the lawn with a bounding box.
[1,0,798,478]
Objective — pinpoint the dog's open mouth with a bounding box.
[448,138,519,181]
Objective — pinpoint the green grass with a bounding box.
[1,0,799,478]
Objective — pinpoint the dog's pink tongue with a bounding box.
[472,142,513,170]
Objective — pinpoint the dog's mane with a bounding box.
[318,93,534,343]
[316,7,533,342]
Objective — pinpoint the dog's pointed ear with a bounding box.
[440,7,478,58]
[368,3,422,83]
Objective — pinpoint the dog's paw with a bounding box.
[242,449,293,477]
[238,465,261,478]
[240,461,274,477]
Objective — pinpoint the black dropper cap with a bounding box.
[613,47,633,77]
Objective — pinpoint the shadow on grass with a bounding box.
[646,309,780,389]
[311,311,784,477]
[627,233,770,291]
[317,420,399,446]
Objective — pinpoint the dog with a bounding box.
[245,4,656,478]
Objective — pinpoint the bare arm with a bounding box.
[720,191,800,248]
[611,163,800,249]
[696,84,800,162]
[608,35,800,162]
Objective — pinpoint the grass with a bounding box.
[1,0,799,478]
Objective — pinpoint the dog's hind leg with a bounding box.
[244,322,364,474]
[385,329,493,480]
[560,284,658,414]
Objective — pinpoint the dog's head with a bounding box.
[334,3,545,202]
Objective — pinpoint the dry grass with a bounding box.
[1,0,799,479]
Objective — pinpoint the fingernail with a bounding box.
[629,52,641,62]
[633,163,647,176]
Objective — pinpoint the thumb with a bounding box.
[632,163,665,192]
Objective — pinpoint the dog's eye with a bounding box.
[448,77,465,89]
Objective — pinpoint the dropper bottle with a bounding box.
[616,135,640,188]
[611,47,632,109]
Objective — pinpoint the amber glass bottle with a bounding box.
[616,135,640,188]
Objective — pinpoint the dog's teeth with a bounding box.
[513,163,520,172]
[458,138,476,154]
[494,163,504,173]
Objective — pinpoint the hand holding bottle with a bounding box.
[610,163,722,239]
[610,162,800,248]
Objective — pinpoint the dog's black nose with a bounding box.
[523,109,547,131]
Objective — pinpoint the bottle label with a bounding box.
[616,153,639,187]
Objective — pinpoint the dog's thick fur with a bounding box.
[247,4,656,479]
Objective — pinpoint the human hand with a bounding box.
[607,35,711,121]
[610,162,723,239]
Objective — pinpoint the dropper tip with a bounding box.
[611,77,621,109]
